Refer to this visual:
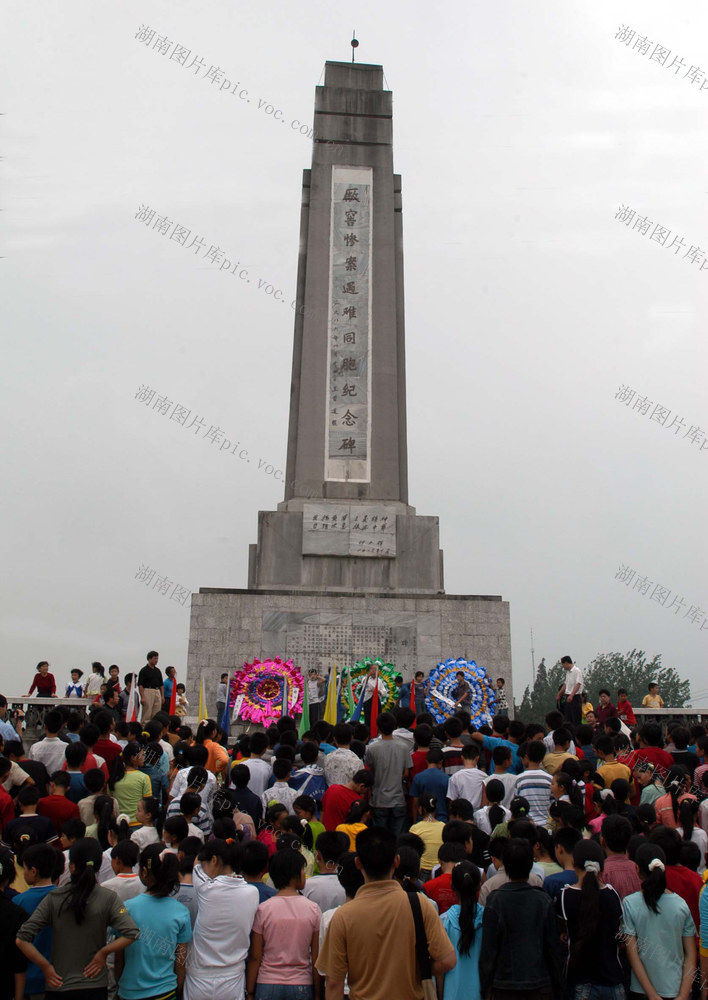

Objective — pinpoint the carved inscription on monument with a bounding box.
[261,611,429,679]
[325,166,372,482]
[302,503,396,558]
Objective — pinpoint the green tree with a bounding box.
[517,658,566,721]
[583,649,691,709]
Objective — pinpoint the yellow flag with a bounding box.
[323,663,339,725]
[198,676,206,722]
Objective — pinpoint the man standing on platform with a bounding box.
[307,669,326,726]
[452,671,472,712]
[137,651,163,723]
[362,663,387,729]
[399,671,427,716]
[557,655,583,727]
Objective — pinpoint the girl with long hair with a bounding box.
[194,720,228,778]
[654,765,695,830]
[84,662,106,698]
[109,745,152,824]
[115,844,192,1000]
[183,839,260,1000]
[335,800,371,851]
[622,842,696,1000]
[440,861,484,1000]
[559,839,623,998]
[676,796,708,859]
[473,779,510,835]
[130,797,162,851]
[410,795,446,881]
[245,848,321,1000]
[86,795,118,850]
[16,838,139,999]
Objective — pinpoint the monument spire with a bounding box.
[351,31,358,62]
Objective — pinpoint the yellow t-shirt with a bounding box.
[642,694,664,708]
[581,701,594,720]
[409,819,446,870]
[336,822,367,852]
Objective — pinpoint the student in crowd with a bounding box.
[162,816,189,854]
[514,740,554,825]
[439,860,484,1000]
[109,744,153,823]
[130,796,162,850]
[408,749,450,822]
[622,842,696,1000]
[424,842,467,914]
[480,838,562,1000]
[543,827,583,906]
[410,794,446,881]
[115,844,192,1000]
[533,827,563,878]
[598,814,642,899]
[293,795,326,850]
[240,840,278,904]
[302,831,349,911]
[321,769,373,832]
[78,768,117,826]
[66,668,85,698]
[261,758,300,815]
[16,837,140,994]
[0,847,29,1000]
[363,712,411,834]
[102,840,144,901]
[482,746,517,807]
[616,688,636,726]
[335,799,371,851]
[84,661,106,698]
[654,766,695,830]
[2,787,57,848]
[446,743,486,811]
[28,710,66,773]
[473,778,510,835]
[560,839,624,999]
[641,682,664,709]
[184,839,260,1000]
[230,763,264,828]
[12,842,60,997]
[289,743,327,807]
[195,719,229,779]
[246,848,323,999]
[243,733,273,797]
[37,771,80,836]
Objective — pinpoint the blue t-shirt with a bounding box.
[441,902,485,1000]
[66,772,87,803]
[119,894,192,1000]
[481,736,522,775]
[252,881,277,903]
[543,869,577,907]
[622,890,695,997]
[13,884,55,993]
[409,768,450,820]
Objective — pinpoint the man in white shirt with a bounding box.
[242,732,272,797]
[361,665,388,729]
[558,655,583,727]
[307,670,327,726]
[28,711,67,775]
[323,723,361,787]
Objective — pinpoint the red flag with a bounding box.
[409,675,417,729]
[370,667,379,738]
[125,681,137,724]
[168,673,177,715]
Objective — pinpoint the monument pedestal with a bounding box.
[187,588,512,712]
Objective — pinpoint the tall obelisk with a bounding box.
[248,60,443,594]
[187,58,512,713]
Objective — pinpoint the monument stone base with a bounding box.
[186,588,513,717]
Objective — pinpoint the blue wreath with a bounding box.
[425,657,497,725]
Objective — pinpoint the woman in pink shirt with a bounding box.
[245,848,322,999]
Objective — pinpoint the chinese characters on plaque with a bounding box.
[302,504,396,557]
[326,168,372,481]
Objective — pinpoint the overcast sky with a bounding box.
[2,1,706,705]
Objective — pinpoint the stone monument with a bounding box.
[186,59,513,714]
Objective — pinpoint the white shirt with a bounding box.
[483,771,518,808]
[101,873,145,902]
[84,673,104,696]
[473,803,511,835]
[187,865,259,975]
[260,781,300,814]
[169,768,217,811]
[130,826,160,851]
[243,758,272,797]
[362,677,388,703]
[29,737,67,775]
[447,767,487,811]
[564,665,583,695]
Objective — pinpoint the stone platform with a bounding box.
[186,588,512,714]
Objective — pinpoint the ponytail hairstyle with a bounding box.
[107,813,131,846]
[485,779,506,830]
[280,815,314,851]
[554,772,583,809]
[212,816,238,842]
[509,796,530,821]
[0,847,16,889]
[344,799,372,826]
[140,843,180,898]
[195,720,216,745]
[451,860,481,956]
[60,838,103,924]
[197,837,233,869]
[592,788,616,818]
[419,794,438,818]
[292,795,317,819]
[93,794,117,850]
[636,842,667,913]
[110,742,143,790]
[568,839,604,974]
[395,845,423,893]
[678,797,699,842]
[665,765,689,824]
[139,796,164,836]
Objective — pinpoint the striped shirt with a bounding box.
[514,768,553,825]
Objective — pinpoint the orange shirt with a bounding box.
[203,739,228,777]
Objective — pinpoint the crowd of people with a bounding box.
[0,660,707,1000]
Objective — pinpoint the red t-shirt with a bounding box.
[0,788,14,834]
[29,673,56,696]
[423,872,457,914]
[321,785,360,831]
[666,865,703,935]
[37,795,80,836]
[93,738,122,767]
[411,750,429,779]
[620,747,675,804]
